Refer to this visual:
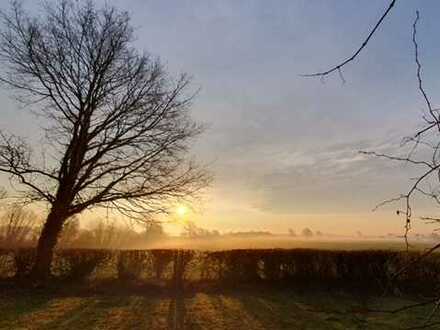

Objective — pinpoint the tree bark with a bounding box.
[30,207,67,281]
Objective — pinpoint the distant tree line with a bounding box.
[0,204,167,250]
[288,227,323,238]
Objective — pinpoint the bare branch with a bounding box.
[362,11,440,252]
[360,150,433,168]
[412,10,439,130]
[302,0,396,78]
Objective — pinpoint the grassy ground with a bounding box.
[1,283,439,330]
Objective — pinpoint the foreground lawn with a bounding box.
[0,284,438,329]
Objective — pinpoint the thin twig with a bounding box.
[412,10,439,129]
[301,0,396,78]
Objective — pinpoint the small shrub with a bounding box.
[151,249,174,279]
[13,248,36,278]
[56,249,111,281]
[117,250,150,280]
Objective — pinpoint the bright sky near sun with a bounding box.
[2,0,440,235]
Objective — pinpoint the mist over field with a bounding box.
[138,235,430,251]
[1,203,436,251]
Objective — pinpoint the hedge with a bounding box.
[0,248,439,292]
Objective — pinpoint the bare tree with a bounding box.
[306,4,440,324]
[88,218,133,249]
[56,216,79,248]
[301,227,313,238]
[143,221,166,242]
[303,0,440,246]
[0,203,40,248]
[0,0,209,280]
[359,11,440,250]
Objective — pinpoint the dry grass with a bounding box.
[0,285,438,330]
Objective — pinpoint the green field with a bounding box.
[1,284,439,330]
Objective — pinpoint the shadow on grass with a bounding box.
[0,280,166,330]
[1,279,439,330]
[167,292,186,330]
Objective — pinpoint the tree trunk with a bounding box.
[31,207,67,281]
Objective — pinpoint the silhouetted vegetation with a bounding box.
[302,227,314,238]
[1,247,439,295]
[0,204,40,248]
[0,0,209,280]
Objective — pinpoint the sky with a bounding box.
[2,0,440,236]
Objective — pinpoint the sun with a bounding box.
[176,205,188,217]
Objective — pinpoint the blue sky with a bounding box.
[2,0,440,235]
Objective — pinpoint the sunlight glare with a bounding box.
[176,205,188,218]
